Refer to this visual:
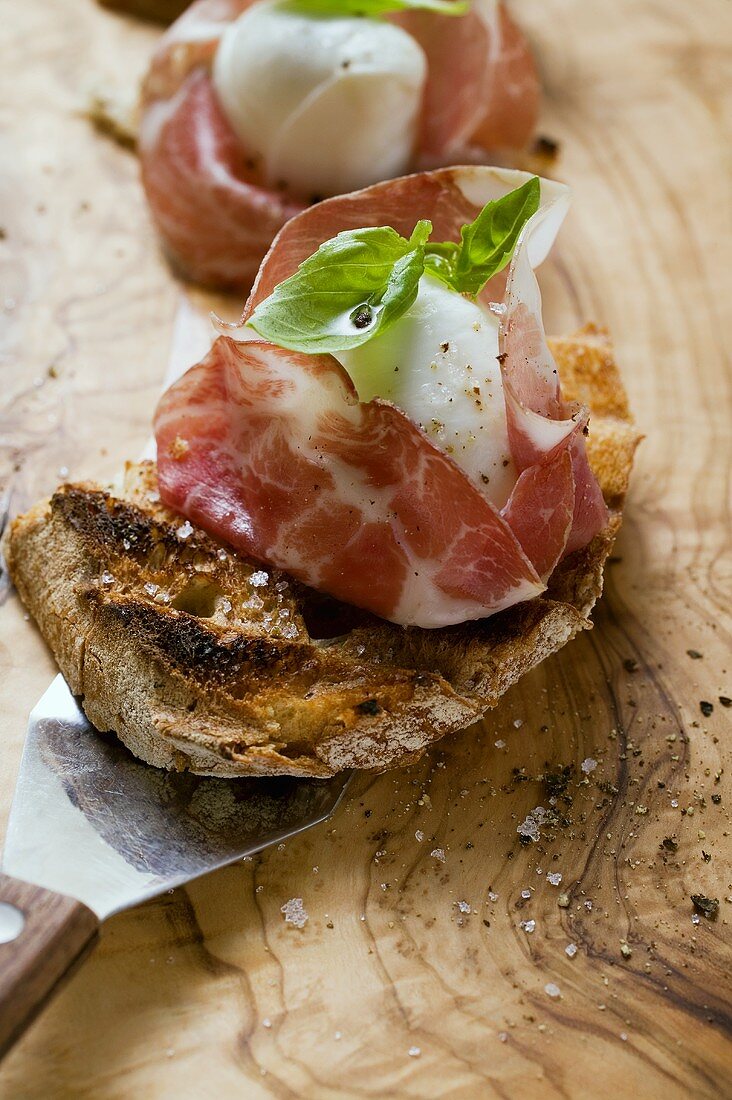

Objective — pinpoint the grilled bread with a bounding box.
[6,326,640,777]
[98,0,188,24]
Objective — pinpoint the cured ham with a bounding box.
[155,168,608,628]
[156,339,545,626]
[501,452,574,581]
[498,227,609,552]
[241,166,567,316]
[140,0,541,290]
[140,71,303,290]
[394,0,539,162]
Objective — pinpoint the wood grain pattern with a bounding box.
[0,0,730,1096]
[0,876,99,1058]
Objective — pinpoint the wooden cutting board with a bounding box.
[0,0,730,1095]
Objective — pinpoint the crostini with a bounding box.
[140,0,541,290]
[8,168,640,776]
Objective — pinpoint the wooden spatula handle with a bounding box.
[0,873,99,1058]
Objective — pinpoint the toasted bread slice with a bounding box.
[98,0,188,24]
[6,326,640,777]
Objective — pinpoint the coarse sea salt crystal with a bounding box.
[547,872,563,886]
[100,570,114,585]
[517,805,547,843]
[250,570,269,587]
[544,982,561,999]
[176,520,194,540]
[521,889,532,899]
[415,830,424,842]
[513,718,523,729]
[494,739,506,749]
[281,898,308,928]
[430,848,446,863]
[488,891,498,902]
[408,1046,421,1058]
[520,919,535,934]
[565,943,578,958]
[457,900,471,914]
[581,757,597,774]
[144,582,159,597]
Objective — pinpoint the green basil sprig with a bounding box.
[248,221,432,354]
[287,0,469,18]
[247,179,540,355]
[424,176,540,295]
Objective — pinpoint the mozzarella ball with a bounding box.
[213,0,427,198]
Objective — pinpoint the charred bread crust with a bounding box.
[98,0,189,24]
[7,327,641,777]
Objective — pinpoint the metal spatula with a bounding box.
[0,298,350,1058]
[0,677,349,1057]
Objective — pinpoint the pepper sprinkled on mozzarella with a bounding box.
[336,275,515,507]
[212,0,427,198]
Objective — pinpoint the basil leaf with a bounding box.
[248,180,540,354]
[247,220,432,353]
[421,240,459,289]
[425,176,541,296]
[287,0,468,17]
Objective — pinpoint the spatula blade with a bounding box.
[2,676,348,920]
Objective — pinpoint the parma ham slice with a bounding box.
[140,0,541,290]
[394,0,539,162]
[140,71,303,290]
[498,215,609,551]
[500,451,574,581]
[155,168,608,628]
[155,339,545,627]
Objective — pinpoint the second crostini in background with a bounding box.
[139,0,544,290]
